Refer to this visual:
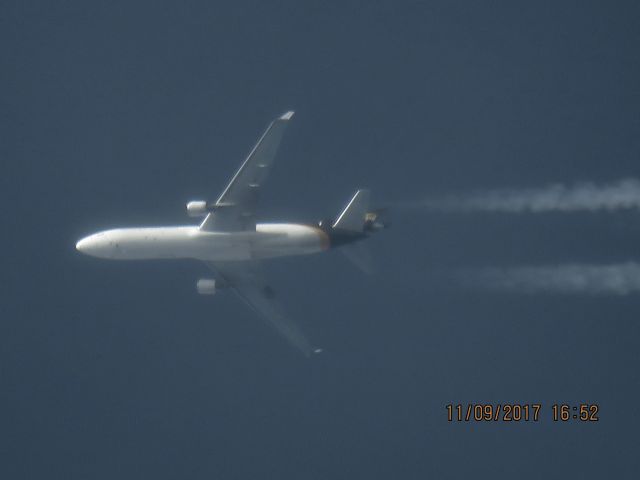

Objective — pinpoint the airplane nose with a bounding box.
[76,235,102,257]
[76,237,89,252]
[76,233,115,258]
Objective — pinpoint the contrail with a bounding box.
[394,178,640,213]
[457,262,640,295]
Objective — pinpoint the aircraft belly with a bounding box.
[250,223,328,259]
[78,224,327,261]
[181,231,252,261]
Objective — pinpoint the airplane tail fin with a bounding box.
[332,189,370,232]
[330,189,389,274]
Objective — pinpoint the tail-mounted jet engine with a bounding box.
[317,209,390,233]
[364,208,391,232]
[186,201,213,217]
[196,278,217,295]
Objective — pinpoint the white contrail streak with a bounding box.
[395,178,640,213]
[457,262,640,295]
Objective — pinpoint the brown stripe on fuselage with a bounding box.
[310,226,331,250]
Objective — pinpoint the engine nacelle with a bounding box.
[196,278,217,295]
[186,200,210,217]
[364,209,391,231]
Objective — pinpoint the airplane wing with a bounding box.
[200,111,295,232]
[206,260,319,357]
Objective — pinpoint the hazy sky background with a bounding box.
[2,1,640,478]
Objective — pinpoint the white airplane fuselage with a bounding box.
[76,223,329,261]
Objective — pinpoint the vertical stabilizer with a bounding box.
[332,189,370,232]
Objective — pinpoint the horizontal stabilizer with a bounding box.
[340,242,374,274]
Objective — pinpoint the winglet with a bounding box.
[279,111,295,121]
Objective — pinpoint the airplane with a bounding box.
[76,111,388,356]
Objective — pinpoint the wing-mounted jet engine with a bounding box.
[196,278,217,295]
[186,200,214,217]
[196,278,229,295]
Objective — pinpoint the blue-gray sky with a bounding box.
[2,1,640,478]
